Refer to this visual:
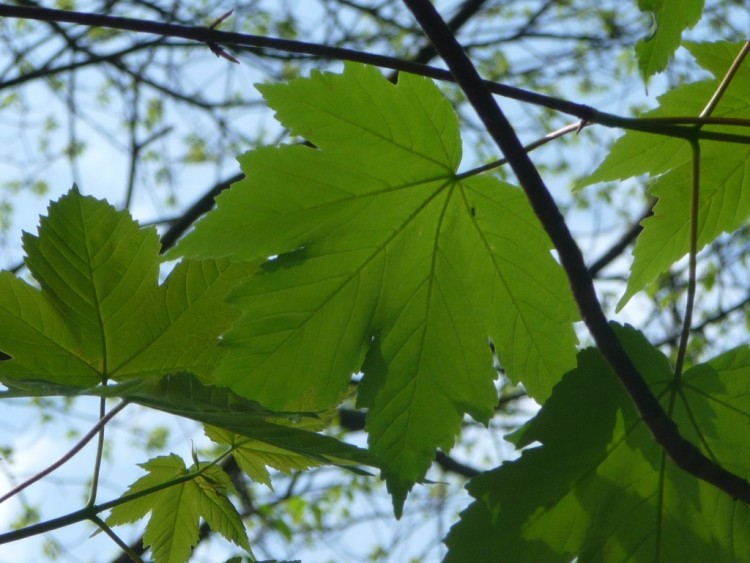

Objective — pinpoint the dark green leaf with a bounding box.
[445,325,750,561]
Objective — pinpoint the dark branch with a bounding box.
[159,172,243,252]
[587,203,654,277]
[407,0,489,66]
[1,5,750,145]
[337,408,481,479]
[402,0,750,503]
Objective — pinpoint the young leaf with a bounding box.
[445,325,750,562]
[581,41,750,310]
[0,188,253,386]
[170,63,579,511]
[194,464,253,555]
[107,454,251,563]
[206,425,322,489]
[634,0,705,82]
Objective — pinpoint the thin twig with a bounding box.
[86,393,107,507]
[673,40,750,379]
[0,401,128,505]
[673,140,700,381]
[456,121,582,179]
[641,116,750,127]
[655,293,750,348]
[1,4,750,145]
[587,204,654,276]
[700,40,750,119]
[0,448,222,544]
[90,515,145,563]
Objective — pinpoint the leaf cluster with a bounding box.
[2,1,750,562]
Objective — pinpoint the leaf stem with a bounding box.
[0,400,128,505]
[699,40,750,119]
[89,514,145,563]
[402,0,750,503]
[673,140,700,382]
[674,40,750,380]
[86,393,107,507]
[456,121,582,180]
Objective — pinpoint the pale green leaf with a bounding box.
[445,325,750,562]
[107,454,190,526]
[206,425,321,489]
[580,41,750,310]
[108,454,251,563]
[0,189,251,386]
[634,0,704,81]
[170,64,579,511]
[195,465,251,552]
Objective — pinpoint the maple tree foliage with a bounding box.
[0,0,749,561]
[171,63,579,512]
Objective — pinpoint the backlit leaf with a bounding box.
[445,324,750,561]
[107,454,251,563]
[634,0,704,81]
[206,425,322,489]
[171,63,579,511]
[581,41,750,310]
[0,188,252,386]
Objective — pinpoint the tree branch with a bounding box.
[2,4,750,145]
[0,401,128,505]
[159,172,243,252]
[587,204,653,277]
[655,293,750,348]
[402,0,750,503]
[338,409,481,479]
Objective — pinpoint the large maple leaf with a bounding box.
[171,63,579,511]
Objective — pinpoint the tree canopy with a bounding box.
[0,1,750,561]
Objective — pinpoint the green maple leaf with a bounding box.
[206,425,323,489]
[581,41,750,310]
[107,454,251,563]
[634,0,704,82]
[445,324,750,562]
[0,188,253,386]
[170,63,579,512]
